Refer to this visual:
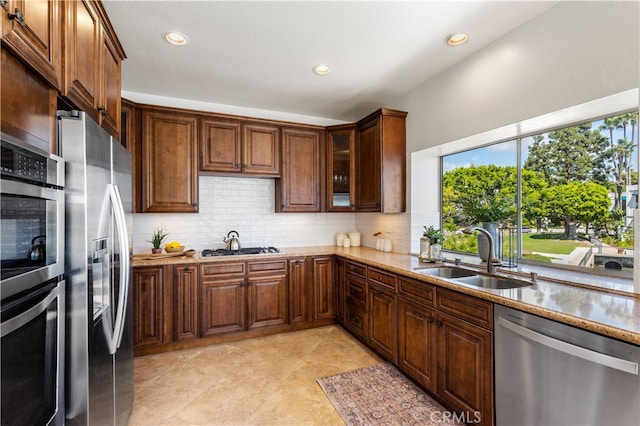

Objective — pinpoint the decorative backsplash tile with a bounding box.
[132,176,412,254]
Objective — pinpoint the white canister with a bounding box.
[336,232,346,246]
[343,236,351,248]
[348,231,361,247]
[383,239,392,252]
[376,239,383,251]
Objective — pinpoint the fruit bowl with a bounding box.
[165,246,185,253]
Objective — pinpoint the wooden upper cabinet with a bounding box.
[326,124,356,212]
[62,0,99,119]
[62,0,125,138]
[242,122,280,176]
[356,108,407,213]
[1,0,61,89]
[98,23,122,138]
[276,126,323,212]
[199,118,280,176]
[0,48,57,153]
[199,117,242,173]
[141,109,199,213]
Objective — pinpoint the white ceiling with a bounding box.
[102,1,559,122]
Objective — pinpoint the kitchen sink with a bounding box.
[454,275,532,290]
[414,267,478,279]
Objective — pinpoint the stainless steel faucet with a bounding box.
[463,226,499,273]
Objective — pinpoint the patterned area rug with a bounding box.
[317,363,464,425]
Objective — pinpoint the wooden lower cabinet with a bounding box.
[288,258,307,324]
[334,257,346,322]
[337,260,494,425]
[312,256,334,321]
[437,312,493,425]
[368,283,397,363]
[344,271,367,340]
[397,297,437,392]
[133,266,170,347]
[247,272,288,330]
[173,265,199,341]
[199,261,247,337]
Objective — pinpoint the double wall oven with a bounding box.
[1,134,65,426]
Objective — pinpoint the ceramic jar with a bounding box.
[348,231,361,247]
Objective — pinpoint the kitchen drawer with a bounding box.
[200,262,245,278]
[368,267,397,291]
[345,273,367,310]
[247,260,287,275]
[345,261,367,278]
[436,288,492,330]
[398,276,435,307]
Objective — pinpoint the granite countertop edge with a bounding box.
[132,245,640,345]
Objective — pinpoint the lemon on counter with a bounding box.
[165,241,181,249]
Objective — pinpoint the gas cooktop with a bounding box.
[201,247,281,257]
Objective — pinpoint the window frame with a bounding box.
[438,105,639,280]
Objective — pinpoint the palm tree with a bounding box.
[599,114,638,210]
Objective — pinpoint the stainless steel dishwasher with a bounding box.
[495,305,640,426]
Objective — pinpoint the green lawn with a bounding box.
[521,233,590,255]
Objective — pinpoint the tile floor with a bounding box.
[129,325,381,425]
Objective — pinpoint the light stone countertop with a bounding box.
[133,245,640,345]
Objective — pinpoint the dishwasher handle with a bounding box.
[498,316,639,375]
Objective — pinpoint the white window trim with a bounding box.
[410,88,640,293]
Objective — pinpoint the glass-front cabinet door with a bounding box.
[326,124,356,211]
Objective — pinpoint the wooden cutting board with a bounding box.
[132,249,196,260]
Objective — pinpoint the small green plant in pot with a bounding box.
[147,227,169,253]
[420,226,445,259]
[423,226,444,244]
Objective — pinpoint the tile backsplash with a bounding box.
[132,176,413,255]
[132,176,354,253]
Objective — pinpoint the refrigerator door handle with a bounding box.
[109,184,130,353]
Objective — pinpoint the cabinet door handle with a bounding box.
[426,317,434,324]
[0,1,10,13]
[8,8,25,26]
[183,267,190,272]
[434,320,443,328]
[97,106,108,116]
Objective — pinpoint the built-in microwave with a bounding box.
[1,134,64,300]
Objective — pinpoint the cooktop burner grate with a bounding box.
[201,247,281,257]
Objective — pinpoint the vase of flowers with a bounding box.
[147,227,169,254]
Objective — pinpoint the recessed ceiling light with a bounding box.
[446,32,469,46]
[313,64,332,75]
[163,32,189,46]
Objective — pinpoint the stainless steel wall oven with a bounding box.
[1,134,65,426]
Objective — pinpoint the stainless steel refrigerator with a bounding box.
[58,111,134,425]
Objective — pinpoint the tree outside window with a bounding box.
[442,111,639,274]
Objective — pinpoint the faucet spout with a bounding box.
[463,226,500,273]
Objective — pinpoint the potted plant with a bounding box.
[147,227,169,254]
[420,226,445,258]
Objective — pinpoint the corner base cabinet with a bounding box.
[337,261,494,426]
